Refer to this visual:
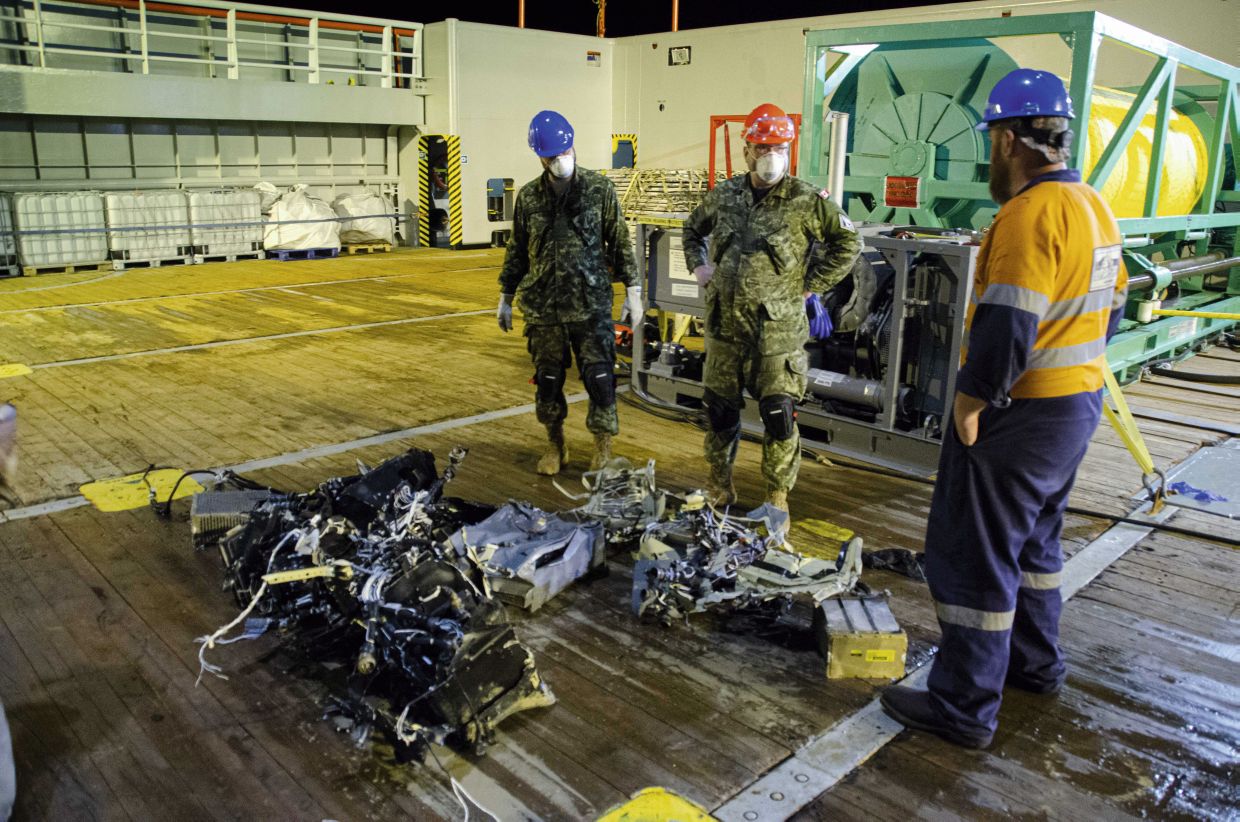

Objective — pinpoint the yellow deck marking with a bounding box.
[597,787,716,821]
[0,364,32,379]
[79,469,204,512]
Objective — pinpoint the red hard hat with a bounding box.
[743,103,796,144]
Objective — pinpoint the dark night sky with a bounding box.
[291,0,943,38]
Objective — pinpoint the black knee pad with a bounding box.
[581,361,615,406]
[760,394,798,441]
[704,397,741,435]
[535,366,566,404]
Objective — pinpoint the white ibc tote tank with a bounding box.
[103,190,193,268]
[188,189,264,260]
[13,191,109,269]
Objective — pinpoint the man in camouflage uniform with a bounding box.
[683,103,860,513]
[498,110,641,475]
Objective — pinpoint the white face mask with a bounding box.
[755,152,787,184]
[549,154,575,179]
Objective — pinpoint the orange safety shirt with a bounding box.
[957,168,1127,404]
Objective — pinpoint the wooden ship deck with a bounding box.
[0,248,1235,820]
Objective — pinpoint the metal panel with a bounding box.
[1,115,397,204]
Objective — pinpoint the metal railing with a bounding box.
[0,0,424,88]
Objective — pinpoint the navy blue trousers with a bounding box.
[924,391,1101,737]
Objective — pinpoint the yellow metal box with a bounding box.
[818,595,908,680]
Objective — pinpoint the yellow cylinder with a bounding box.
[1082,86,1210,218]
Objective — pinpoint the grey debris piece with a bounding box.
[633,501,863,627]
[444,501,605,611]
[189,488,280,551]
[555,457,668,541]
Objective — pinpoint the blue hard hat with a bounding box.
[528,110,574,157]
[975,69,1075,131]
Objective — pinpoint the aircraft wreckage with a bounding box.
[190,448,868,761]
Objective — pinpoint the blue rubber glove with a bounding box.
[805,293,833,340]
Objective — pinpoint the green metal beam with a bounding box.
[1142,62,1176,216]
[1197,79,1235,213]
[803,47,826,180]
[1087,58,1173,190]
[1066,24,1100,171]
[1117,213,1240,233]
[803,12,1099,48]
[1089,14,1237,81]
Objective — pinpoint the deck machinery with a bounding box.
[632,12,1238,475]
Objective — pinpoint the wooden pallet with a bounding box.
[20,260,111,277]
[111,255,196,271]
[0,256,17,278]
[195,251,266,264]
[343,241,392,255]
[266,247,340,261]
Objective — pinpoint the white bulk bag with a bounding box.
[263,185,340,251]
[332,192,395,245]
[253,182,281,214]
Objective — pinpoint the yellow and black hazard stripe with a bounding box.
[416,139,431,247]
[611,133,637,167]
[445,135,463,247]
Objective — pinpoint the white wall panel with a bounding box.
[611,0,1236,171]
[424,21,614,245]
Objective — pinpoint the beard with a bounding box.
[988,156,1013,205]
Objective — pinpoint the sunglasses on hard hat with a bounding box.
[744,115,796,144]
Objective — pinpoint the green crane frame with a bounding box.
[801,12,1237,231]
[801,11,1238,380]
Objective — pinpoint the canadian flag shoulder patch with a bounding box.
[817,189,831,199]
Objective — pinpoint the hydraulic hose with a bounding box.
[1148,364,1240,385]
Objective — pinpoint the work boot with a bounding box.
[706,465,737,507]
[1005,671,1064,696]
[590,433,612,471]
[536,424,569,476]
[767,489,789,512]
[879,686,993,749]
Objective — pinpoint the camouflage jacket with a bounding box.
[499,167,638,326]
[682,174,860,340]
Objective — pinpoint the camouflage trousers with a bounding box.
[702,324,808,493]
[526,319,619,435]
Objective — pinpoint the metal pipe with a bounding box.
[806,368,912,415]
[1128,252,1235,290]
[1163,252,1225,272]
[671,0,678,32]
[826,111,848,207]
[518,0,524,27]
[1151,308,1240,321]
